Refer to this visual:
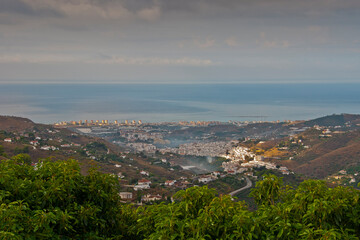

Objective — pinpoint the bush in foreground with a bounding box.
[1,157,359,239]
[0,157,137,239]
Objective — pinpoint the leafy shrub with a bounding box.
[1,160,360,239]
[0,159,138,239]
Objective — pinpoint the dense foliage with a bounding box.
[0,156,137,239]
[1,157,360,239]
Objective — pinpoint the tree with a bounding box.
[0,158,138,239]
[250,174,284,206]
[0,145,4,156]
[14,146,30,155]
[1,158,360,239]
[11,153,32,165]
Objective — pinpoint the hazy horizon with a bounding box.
[1,83,359,124]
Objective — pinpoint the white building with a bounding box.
[140,170,149,176]
[119,192,133,200]
[134,184,150,191]
[165,180,176,186]
[142,194,162,202]
[134,179,151,191]
[198,175,213,183]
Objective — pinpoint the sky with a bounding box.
[0,0,360,84]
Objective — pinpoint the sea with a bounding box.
[0,83,359,124]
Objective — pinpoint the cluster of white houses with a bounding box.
[223,146,256,161]
[2,134,83,152]
[118,192,162,202]
[159,141,235,157]
[126,143,157,153]
[222,146,291,175]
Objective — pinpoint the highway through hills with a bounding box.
[229,176,252,197]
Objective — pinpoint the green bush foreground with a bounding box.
[1,156,359,239]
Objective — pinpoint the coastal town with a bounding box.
[1,116,297,204]
[2,114,360,204]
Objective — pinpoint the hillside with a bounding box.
[296,113,360,127]
[271,128,360,179]
[0,115,193,189]
[291,131,360,178]
[3,114,360,195]
[2,116,268,204]
[0,115,35,131]
[236,115,360,180]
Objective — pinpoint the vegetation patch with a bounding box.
[1,157,360,239]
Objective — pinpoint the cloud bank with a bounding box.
[0,0,359,83]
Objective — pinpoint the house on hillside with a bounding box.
[119,192,133,200]
[40,145,57,151]
[134,179,151,191]
[30,140,39,146]
[198,175,213,183]
[279,166,290,175]
[142,194,162,202]
[4,138,12,143]
[134,184,150,191]
[165,180,176,186]
[140,170,149,176]
[244,172,254,177]
[138,179,151,185]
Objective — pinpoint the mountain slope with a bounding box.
[280,130,360,179]
[0,115,191,183]
[0,115,35,131]
[298,113,360,127]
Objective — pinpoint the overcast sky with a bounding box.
[1,0,360,84]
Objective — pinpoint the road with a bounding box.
[229,176,252,197]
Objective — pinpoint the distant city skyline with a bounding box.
[0,0,360,84]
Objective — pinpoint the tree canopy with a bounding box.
[1,158,359,239]
[0,157,137,239]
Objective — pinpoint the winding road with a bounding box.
[229,176,252,197]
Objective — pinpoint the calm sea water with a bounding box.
[0,83,359,123]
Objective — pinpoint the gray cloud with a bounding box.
[0,0,62,17]
[149,0,360,20]
[1,0,359,21]
[0,0,359,83]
